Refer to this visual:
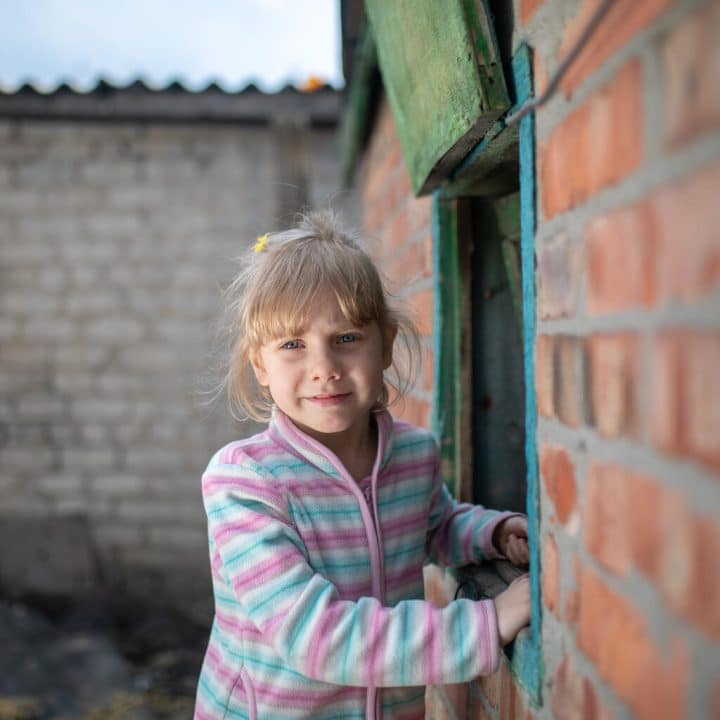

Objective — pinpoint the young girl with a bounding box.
[195,211,530,720]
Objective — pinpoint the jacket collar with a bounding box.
[268,407,395,482]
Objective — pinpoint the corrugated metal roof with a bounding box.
[0,76,341,126]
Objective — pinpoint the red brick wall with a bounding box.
[358,0,719,717]
[360,100,434,429]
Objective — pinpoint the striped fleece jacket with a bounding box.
[194,408,518,720]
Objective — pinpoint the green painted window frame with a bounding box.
[430,45,542,704]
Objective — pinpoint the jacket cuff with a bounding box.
[477,598,501,674]
[478,511,526,560]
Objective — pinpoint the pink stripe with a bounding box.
[425,603,439,683]
[231,548,298,591]
[366,602,385,685]
[214,514,271,542]
[252,680,361,706]
[302,527,369,549]
[215,610,261,635]
[307,602,344,678]
[194,702,221,720]
[381,511,427,537]
[203,475,280,504]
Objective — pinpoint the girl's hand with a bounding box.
[493,515,529,566]
[493,574,531,646]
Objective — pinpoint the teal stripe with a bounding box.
[399,602,409,686]
[320,556,370,571]
[385,540,425,561]
[248,576,307,614]
[378,486,428,509]
[284,580,327,653]
[224,536,267,568]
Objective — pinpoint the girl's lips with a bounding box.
[307,393,351,406]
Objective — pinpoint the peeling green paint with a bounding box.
[365,0,509,195]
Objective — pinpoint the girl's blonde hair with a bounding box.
[221,209,420,422]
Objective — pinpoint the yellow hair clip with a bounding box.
[254,233,269,253]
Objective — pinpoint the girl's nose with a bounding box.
[310,347,340,381]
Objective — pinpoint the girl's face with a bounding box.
[251,290,395,450]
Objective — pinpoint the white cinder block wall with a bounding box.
[0,90,351,620]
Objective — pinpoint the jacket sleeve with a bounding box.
[203,459,501,688]
[425,451,522,567]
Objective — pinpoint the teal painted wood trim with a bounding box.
[510,43,543,705]
[430,194,462,494]
[338,29,377,187]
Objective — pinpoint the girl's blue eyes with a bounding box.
[279,334,358,350]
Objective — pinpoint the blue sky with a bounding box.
[0,0,343,92]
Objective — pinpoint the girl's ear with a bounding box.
[383,323,398,370]
[250,350,269,387]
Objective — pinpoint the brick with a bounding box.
[396,393,431,429]
[656,491,720,641]
[407,197,432,238]
[586,334,639,439]
[551,655,606,720]
[422,345,435,393]
[407,287,434,337]
[584,462,632,576]
[385,242,428,287]
[532,48,549,105]
[385,207,410,255]
[553,335,586,428]
[542,532,560,616]
[662,1,720,148]
[519,0,545,24]
[684,332,720,471]
[478,670,499,708]
[578,565,689,719]
[651,330,720,471]
[624,471,662,581]
[653,163,720,305]
[540,60,643,219]
[499,658,529,720]
[538,233,579,319]
[585,204,656,314]
[559,0,672,95]
[535,334,554,418]
[539,444,577,526]
[650,332,683,456]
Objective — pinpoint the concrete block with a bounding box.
[84,318,145,343]
[91,474,145,497]
[0,447,56,473]
[54,345,110,369]
[4,291,60,315]
[54,372,96,394]
[0,514,98,599]
[16,393,66,421]
[22,319,77,342]
[36,473,84,494]
[124,447,182,472]
[71,398,133,422]
[61,447,117,472]
[65,291,120,315]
